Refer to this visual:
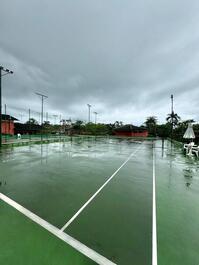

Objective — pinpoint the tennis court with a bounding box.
[0,137,199,265]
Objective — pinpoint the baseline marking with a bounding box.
[152,144,158,265]
[0,192,116,265]
[61,143,143,231]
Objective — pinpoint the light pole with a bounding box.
[93,111,98,124]
[87,104,91,123]
[0,66,13,147]
[171,94,174,114]
[35,92,48,139]
[35,92,48,125]
[171,94,174,139]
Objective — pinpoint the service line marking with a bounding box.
[0,192,116,265]
[152,144,158,265]
[61,143,143,231]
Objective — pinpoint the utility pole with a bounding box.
[93,112,98,124]
[29,109,31,139]
[0,66,13,147]
[35,92,48,139]
[87,104,91,123]
[0,68,1,147]
[35,92,48,125]
[60,115,62,135]
[171,94,174,139]
[171,94,174,114]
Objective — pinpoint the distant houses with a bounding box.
[1,114,41,135]
[114,124,148,137]
[1,114,18,135]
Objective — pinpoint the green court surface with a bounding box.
[155,141,199,265]
[0,200,96,265]
[0,137,199,265]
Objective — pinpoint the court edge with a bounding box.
[152,144,158,265]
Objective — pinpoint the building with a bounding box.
[114,124,148,137]
[1,114,18,135]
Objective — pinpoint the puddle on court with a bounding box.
[1,138,198,265]
[0,138,144,229]
[155,140,199,265]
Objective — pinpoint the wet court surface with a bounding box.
[0,137,199,265]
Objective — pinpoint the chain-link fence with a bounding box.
[1,104,70,143]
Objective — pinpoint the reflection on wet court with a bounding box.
[0,137,199,265]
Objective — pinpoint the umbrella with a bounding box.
[183,123,195,139]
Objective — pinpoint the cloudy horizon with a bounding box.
[1,0,199,125]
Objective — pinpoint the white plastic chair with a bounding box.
[192,146,199,157]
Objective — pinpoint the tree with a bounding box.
[73,120,84,130]
[25,118,39,125]
[43,121,50,126]
[156,124,171,138]
[173,119,195,142]
[166,112,181,138]
[166,112,181,127]
[145,116,158,136]
[114,121,123,128]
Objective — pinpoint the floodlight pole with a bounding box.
[35,92,48,139]
[28,109,31,139]
[0,67,2,147]
[87,104,91,123]
[35,92,48,125]
[171,94,174,114]
[93,112,98,124]
[171,94,174,139]
[0,66,13,147]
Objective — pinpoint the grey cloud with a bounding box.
[1,0,199,124]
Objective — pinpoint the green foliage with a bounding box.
[84,123,109,135]
[25,118,39,125]
[43,121,50,125]
[156,123,171,138]
[70,120,122,135]
[145,116,157,136]
[73,120,84,130]
[114,121,123,128]
[172,120,198,142]
[166,112,181,126]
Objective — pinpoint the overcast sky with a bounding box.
[1,0,199,125]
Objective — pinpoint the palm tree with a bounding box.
[145,116,157,126]
[25,118,39,125]
[73,120,83,130]
[166,112,180,138]
[166,112,180,127]
[114,121,123,128]
[145,116,158,136]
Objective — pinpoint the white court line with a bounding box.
[61,144,143,231]
[152,145,158,265]
[0,192,116,265]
